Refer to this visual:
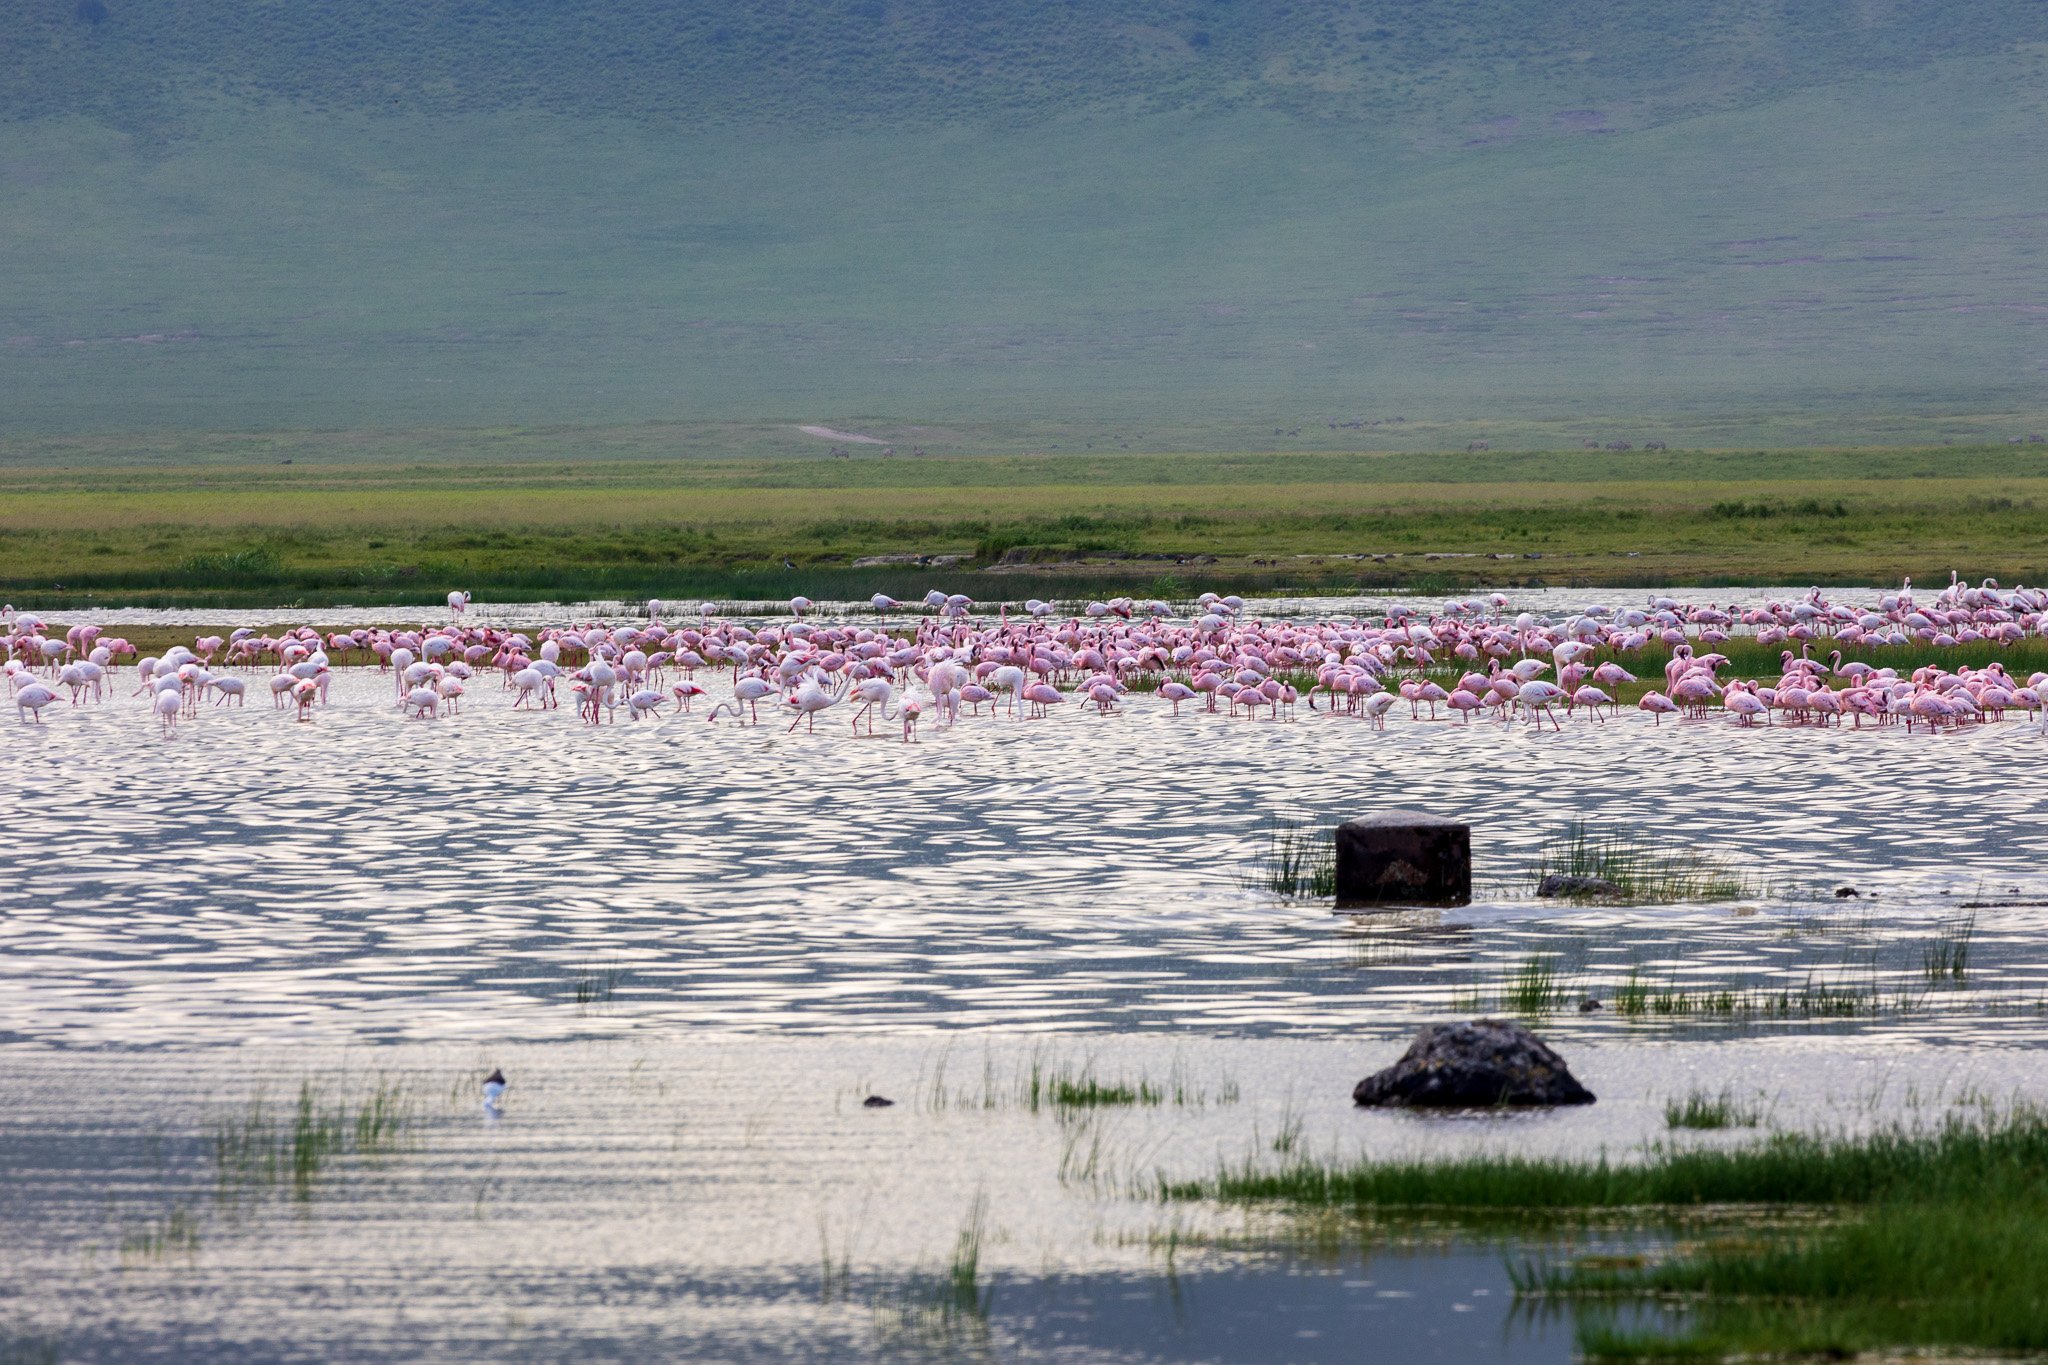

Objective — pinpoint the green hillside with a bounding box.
[9,0,2042,137]
[2,2,2045,450]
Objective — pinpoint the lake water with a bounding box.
[5,598,2047,1361]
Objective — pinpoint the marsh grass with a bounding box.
[919,1047,1238,1116]
[1609,966,1916,1021]
[119,1204,200,1264]
[1167,1105,2048,1359]
[573,962,628,1008]
[0,1330,60,1365]
[1165,1107,2048,1217]
[1504,954,1574,1015]
[1528,822,1754,904]
[873,1196,993,1353]
[1553,1194,2048,1359]
[1663,1088,1767,1131]
[210,1078,416,1202]
[1454,949,1593,1017]
[1253,819,1337,899]
[1922,912,1976,985]
[818,1210,862,1304]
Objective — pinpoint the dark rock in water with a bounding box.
[1537,873,1622,898]
[861,1095,895,1108]
[1353,1019,1595,1108]
[1578,996,1603,1013]
[1835,886,1861,899]
[1335,810,1470,908]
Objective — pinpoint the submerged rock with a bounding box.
[1334,811,1471,908]
[1353,1019,1595,1108]
[1537,873,1622,898]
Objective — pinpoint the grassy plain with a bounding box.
[5,446,2047,607]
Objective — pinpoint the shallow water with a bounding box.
[0,1037,2026,1363]
[6,606,2048,1360]
[5,669,2047,1048]
[17,585,1842,629]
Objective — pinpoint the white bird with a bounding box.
[15,682,56,724]
[482,1068,506,1115]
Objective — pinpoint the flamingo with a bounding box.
[15,682,56,723]
[1020,682,1064,718]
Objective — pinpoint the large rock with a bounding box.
[1334,810,1470,908]
[1352,1018,1595,1108]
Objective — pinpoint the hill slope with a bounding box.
[1,2,2045,448]
[9,0,2044,138]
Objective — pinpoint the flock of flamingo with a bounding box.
[4,576,2046,740]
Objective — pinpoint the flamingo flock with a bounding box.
[6,574,2048,740]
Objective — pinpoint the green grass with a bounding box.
[1558,1196,2048,1359]
[1922,913,1976,985]
[1503,954,1572,1016]
[1255,820,1338,900]
[918,1047,1239,1116]
[1165,1108,2048,1212]
[573,963,627,1008]
[210,1078,416,1202]
[14,447,2048,604]
[873,1195,993,1352]
[119,1204,200,1264]
[1528,822,1755,905]
[1610,969,1891,1021]
[1165,1107,2048,1360]
[1664,1088,1767,1131]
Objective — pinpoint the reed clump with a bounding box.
[1256,819,1337,899]
[573,962,628,1007]
[1922,912,1976,985]
[872,1195,993,1352]
[1663,1088,1766,1130]
[119,1204,200,1263]
[1527,821,1754,904]
[210,1078,416,1202]
[919,1048,1239,1115]
[1611,968,1884,1021]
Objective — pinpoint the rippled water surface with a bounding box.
[1,1038,2035,1363]
[6,666,2048,1047]
[7,599,2048,1360]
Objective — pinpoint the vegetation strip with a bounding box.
[1163,1110,2048,1358]
[9,449,2048,604]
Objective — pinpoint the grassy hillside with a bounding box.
[11,1,2041,137]
[1,3,2045,445]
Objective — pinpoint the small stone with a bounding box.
[1353,1018,1595,1108]
[1835,887,1860,899]
[861,1095,895,1108]
[1537,873,1623,898]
